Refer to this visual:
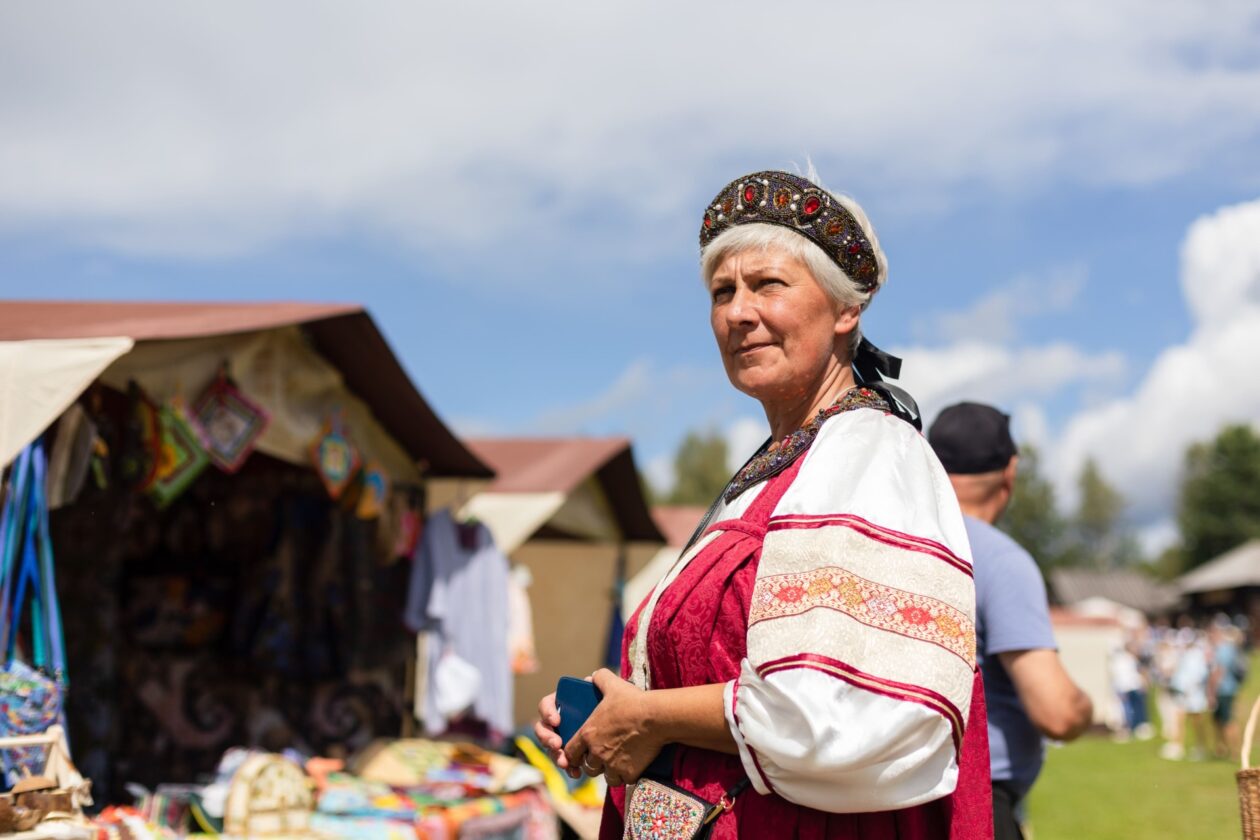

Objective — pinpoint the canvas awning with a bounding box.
[454,437,663,554]
[0,301,491,478]
[0,337,134,469]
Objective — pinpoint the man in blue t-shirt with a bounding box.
[929,403,1093,840]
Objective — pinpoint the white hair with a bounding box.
[699,179,887,357]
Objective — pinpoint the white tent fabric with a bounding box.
[0,337,134,469]
[460,476,622,555]
[460,491,566,555]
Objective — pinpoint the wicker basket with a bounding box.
[1238,695,1260,838]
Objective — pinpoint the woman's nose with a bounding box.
[726,286,757,326]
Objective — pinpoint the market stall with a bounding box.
[0,301,500,822]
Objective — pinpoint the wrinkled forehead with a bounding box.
[706,242,810,282]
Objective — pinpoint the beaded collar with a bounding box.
[724,387,890,503]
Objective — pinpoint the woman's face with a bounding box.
[708,247,859,404]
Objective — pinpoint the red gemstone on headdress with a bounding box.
[774,189,791,209]
[743,185,758,204]
[847,241,862,255]
[825,219,844,236]
[704,213,713,229]
[802,196,821,216]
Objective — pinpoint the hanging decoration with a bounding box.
[0,441,69,786]
[193,366,271,474]
[147,401,212,510]
[117,381,161,491]
[310,411,361,500]
[355,461,390,521]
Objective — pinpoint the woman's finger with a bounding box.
[538,692,560,726]
[579,753,604,777]
[590,668,620,693]
[533,719,562,751]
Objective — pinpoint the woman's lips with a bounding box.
[734,343,773,356]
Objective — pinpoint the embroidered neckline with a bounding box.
[723,387,889,503]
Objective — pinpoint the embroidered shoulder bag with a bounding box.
[623,775,748,840]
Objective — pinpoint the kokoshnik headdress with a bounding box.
[699,170,921,429]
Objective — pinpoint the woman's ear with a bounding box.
[834,304,861,338]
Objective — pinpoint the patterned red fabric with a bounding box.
[599,457,993,839]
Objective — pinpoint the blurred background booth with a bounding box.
[0,300,493,801]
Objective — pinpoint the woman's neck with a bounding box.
[763,361,856,442]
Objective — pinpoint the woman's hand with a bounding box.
[534,691,572,772]
[563,669,665,787]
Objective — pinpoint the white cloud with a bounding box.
[1,2,1258,264]
[1053,196,1260,520]
[895,340,1127,425]
[919,264,1087,344]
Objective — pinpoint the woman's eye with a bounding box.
[759,277,786,289]
[712,286,734,302]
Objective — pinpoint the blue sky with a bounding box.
[3,1,1260,550]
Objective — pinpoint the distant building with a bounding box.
[1049,567,1182,618]
[1177,539,1260,632]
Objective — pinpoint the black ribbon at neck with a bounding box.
[852,337,923,431]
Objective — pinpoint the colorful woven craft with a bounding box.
[310,413,361,500]
[356,462,390,520]
[147,403,211,510]
[193,371,270,474]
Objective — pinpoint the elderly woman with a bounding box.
[536,171,991,839]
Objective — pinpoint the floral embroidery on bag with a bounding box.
[624,780,708,839]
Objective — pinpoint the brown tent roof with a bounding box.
[467,437,663,543]
[0,301,491,478]
[652,505,708,548]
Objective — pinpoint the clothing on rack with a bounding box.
[404,509,511,738]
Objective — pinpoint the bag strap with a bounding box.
[701,779,750,826]
[0,446,33,658]
[28,443,65,680]
[33,443,66,681]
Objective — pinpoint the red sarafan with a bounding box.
[602,422,993,840]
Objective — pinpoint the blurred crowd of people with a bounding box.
[1108,614,1250,761]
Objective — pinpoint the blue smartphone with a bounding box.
[555,676,602,746]
[553,676,675,778]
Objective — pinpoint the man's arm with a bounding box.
[998,648,1093,742]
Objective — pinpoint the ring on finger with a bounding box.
[581,756,601,775]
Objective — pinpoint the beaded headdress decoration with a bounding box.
[699,170,880,292]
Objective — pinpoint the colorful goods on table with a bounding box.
[193,370,271,474]
[89,739,560,839]
[222,753,313,836]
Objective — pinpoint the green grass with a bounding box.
[1027,653,1259,839]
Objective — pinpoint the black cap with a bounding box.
[928,402,1018,475]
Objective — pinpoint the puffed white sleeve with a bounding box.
[724,409,976,812]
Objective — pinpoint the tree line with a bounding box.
[649,423,1260,578]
